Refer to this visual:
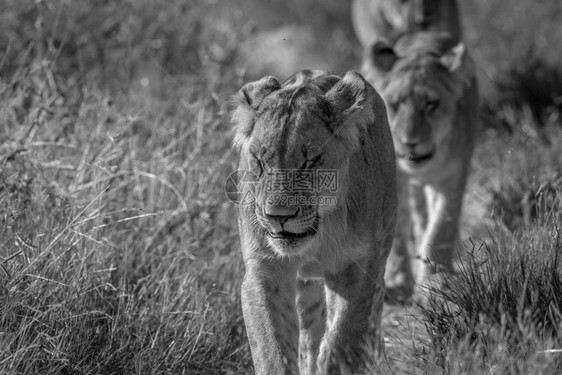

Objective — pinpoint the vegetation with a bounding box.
[420,127,562,374]
[0,0,561,374]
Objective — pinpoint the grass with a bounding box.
[421,230,562,374]
[1,0,562,374]
[1,2,248,373]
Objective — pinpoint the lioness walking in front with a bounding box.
[231,70,397,374]
[365,32,479,299]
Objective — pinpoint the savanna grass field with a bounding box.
[1,0,562,374]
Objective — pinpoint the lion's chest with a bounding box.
[296,234,374,280]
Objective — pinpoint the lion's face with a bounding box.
[244,94,346,254]
[382,59,458,173]
[367,33,469,174]
[232,71,373,256]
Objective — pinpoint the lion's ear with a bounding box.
[238,76,281,109]
[440,43,466,72]
[440,43,476,89]
[231,76,281,149]
[324,71,374,146]
[370,40,398,72]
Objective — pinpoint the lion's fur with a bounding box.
[352,0,462,82]
[363,31,479,299]
[352,0,461,47]
[232,70,397,374]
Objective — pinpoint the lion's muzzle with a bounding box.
[262,204,318,238]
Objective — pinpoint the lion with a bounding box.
[363,31,479,300]
[231,69,397,374]
[352,0,461,57]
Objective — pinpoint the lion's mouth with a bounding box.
[268,229,317,240]
[399,150,435,164]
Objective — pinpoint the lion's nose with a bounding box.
[265,204,299,225]
[400,137,421,149]
[414,15,429,27]
[413,7,432,26]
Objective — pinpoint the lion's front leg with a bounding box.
[242,261,299,375]
[414,177,467,285]
[297,278,326,375]
[318,260,385,374]
[409,180,428,247]
[385,170,415,302]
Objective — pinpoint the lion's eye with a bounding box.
[388,101,400,113]
[425,100,439,113]
[249,153,263,177]
[300,160,313,170]
[300,153,323,170]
